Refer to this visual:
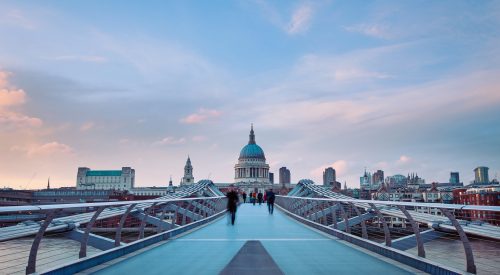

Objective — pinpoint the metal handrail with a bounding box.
[0,196,226,213]
[278,195,500,212]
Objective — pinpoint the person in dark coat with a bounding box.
[266,189,276,214]
[257,192,263,205]
[226,189,239,225]
[242,192,247,203]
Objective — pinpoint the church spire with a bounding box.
[248,123,256,144]
[47,177,50,190]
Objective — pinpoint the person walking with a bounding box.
[242,192,247,203]
[226,189,239,225]
[266,189,276,214]
[252,192,256,205]
[257,192,263,206]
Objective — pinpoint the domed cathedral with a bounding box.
[234,124,271,193]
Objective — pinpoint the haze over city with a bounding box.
[1,0,499,189]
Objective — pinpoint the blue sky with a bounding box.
[0,0,499,188]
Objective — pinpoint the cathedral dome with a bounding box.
[239,143,265,160]
[238,124,266,160]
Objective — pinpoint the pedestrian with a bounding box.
[266,189,276,214]
[226,189,239,225]
[252,192,256,205]
[242,192,247,203]
[257,192,263,205]
[263,192,267,203]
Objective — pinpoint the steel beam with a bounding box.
[138,203,157,240]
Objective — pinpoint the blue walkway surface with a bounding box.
[95,204,411,275]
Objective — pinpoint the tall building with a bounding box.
[474,166,489,184]
[322,167,336,186]
[269,172,274,184]
[372,170,384,185]
[234,125,271,193]
[359,170,373,190]
[450,172,460,184]
[181,156,194,185]
[76,167,135,190]
[279,167,291,184]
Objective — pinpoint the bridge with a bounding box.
[0,180,499,274]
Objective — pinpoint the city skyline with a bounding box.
[1,1,500,188]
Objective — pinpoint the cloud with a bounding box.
[0,70,42,129]
[50,55,108,63]
[311,160,349,179]
[153,136,187,146]
[0,88,26,106]
[12,142,74,157]
[287,4,313,34]
[254,69,500,129]
[192,135,206,142]
[2,9,37,30]
[80,121,95,132]
[397,155,412,164]
[180,108,222,124]
[344,24,391,39]
[333,68,391,81]
[0,111,43,128]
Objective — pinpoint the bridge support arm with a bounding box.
[115,203,137,247]
[397,205,425,257]
[370,203,391,247]
[441,208,476,274]
[138,203,158,240]
[351,203,368,239]
[26,210,58,274]
[80,206,106,258]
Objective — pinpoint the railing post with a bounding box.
[321,202,328,226]
[338,203,350,234]
[115,203,137,247]
[370,203,391,246]
[157,203,170,233]
[351,203,368,239]
[331,203,338,229]
[138,202,158,240]
[79,206,106,258]
[441,208,476,274]
[26,210,58,274]
[397,205,425,257]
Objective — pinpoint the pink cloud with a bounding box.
[0,111,42,128]
[311,160,349,179]
[153,136,187,145]
[0,71,42,129]
[192,135,206,142]
[180,108,222,124]
[12,142,74,157]
[80,121,95,132]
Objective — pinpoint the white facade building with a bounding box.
[77,167,135,190]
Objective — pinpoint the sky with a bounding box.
[1,0,499,189]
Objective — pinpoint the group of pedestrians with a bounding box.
[227,189,276,225]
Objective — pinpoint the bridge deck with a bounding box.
[88,204,414,275]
